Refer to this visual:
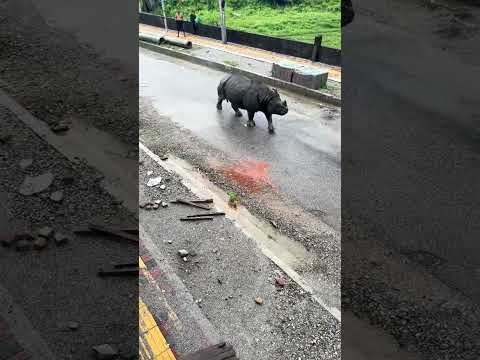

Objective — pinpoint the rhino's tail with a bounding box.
[217,75,232,102]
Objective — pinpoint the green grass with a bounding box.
[151,2,340,49]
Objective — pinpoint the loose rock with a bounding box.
[50,190,64,202]
[275,277,286,287]
[19,172,54,196]
[146,176,162,187]
[178,249,189,257]
[160,184,166,190]
[92,344,118,360]
[255,297,264,305]
[161,202,168,208]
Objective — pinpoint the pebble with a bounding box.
[147,171,153,176]
[167,240,173,244]
[161,201,168,208]
[255,297,264,305]
[182,257,188,262]
[275,277,286,287]
[50,190,64,202]
[160,184,166,190]
[146,176,162,187]
[178,249,189,257]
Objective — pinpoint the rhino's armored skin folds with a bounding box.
[216,74,288,133]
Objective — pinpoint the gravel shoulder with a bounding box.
[139,147,340,359]
[0,106,137,359]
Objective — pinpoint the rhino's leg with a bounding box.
[247,111,256,127]
[232,105,243,117]
[216,97,224,110]
[266,113,275,133]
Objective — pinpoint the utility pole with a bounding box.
[218,0,227,43]
[160,0,168,32]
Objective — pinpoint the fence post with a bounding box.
[311,35,322,62]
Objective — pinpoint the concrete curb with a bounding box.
[139,41,341,107]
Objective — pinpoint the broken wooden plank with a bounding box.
[97,268,138,277]
[113,262,139,269]
[180,217,214,221]
[87,224,139,243]
[174,199,211,210]
[170,199,213,204]
[187,212,225,217]
[73,227,138,235]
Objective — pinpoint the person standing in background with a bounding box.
[190,10,198,35]
[175,10,186,37]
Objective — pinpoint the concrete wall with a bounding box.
[139,12,341,66]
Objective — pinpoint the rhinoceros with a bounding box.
[216,74,288,133]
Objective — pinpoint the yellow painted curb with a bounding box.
[139,258,176,360]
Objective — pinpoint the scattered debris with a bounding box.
[175,199,211,210]
[182,257,188,262]
[270,220,278,229]
[54,232,69,246]
[19,172,54,196]
[180,216,214,221]
[146,176,162,187]
[33,237,48,250]
[147,171,153,176]
[275,277,286,287]
[167,240,173,244]
[50,190,64,202]
[87,224,139,243]
[255,297,264,305]
[178,249,189,257]
[187,212,225,218]
[160,155,168,161]
[161,201,168,208]
[160,184,166,190]
[19,158,33,169]
[37,226,54,239]
[92,344,118,360]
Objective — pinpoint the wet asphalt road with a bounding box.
[140,48,341,230]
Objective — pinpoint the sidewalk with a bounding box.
[139,24,341,83]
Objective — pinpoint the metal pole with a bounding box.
[218,0,227,43]
[161,0,168,32]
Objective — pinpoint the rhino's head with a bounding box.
[266,89,288,116]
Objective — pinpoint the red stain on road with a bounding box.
[221,160,274,193]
